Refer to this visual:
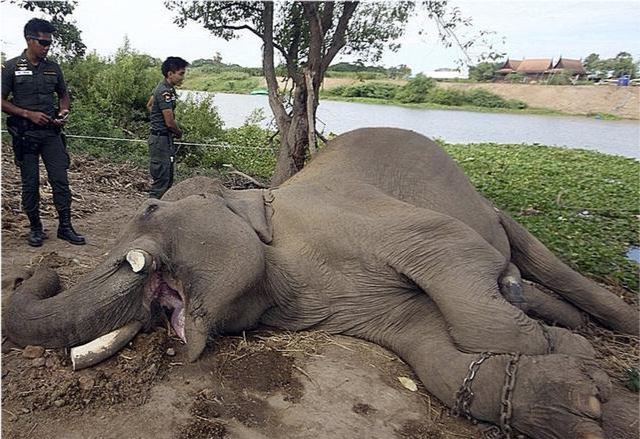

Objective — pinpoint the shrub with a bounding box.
[337,82,401,100]
[427,88,467,106]
[396,74,437,103]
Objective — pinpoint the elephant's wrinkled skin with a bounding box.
[3,128,638,439]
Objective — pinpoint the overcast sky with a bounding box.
[1,0,639,73]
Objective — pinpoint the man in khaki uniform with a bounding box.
[147,57,189,199]
[1,18,85,247]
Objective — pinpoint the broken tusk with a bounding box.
[126,249,153,273]
[70,321,143,371]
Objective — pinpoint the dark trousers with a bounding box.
[19,133,72,214]
[148,134,175,199]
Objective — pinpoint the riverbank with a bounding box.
[440,82,639,120]
[184,72,639,120]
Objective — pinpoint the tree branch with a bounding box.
[320,2,335,35]
[321,2,358,74]
[262,1,290,131]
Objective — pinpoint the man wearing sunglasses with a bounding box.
[2,18,86,247]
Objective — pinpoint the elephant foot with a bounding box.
[508,355,606,439]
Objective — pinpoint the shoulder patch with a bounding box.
[162,90,174,103]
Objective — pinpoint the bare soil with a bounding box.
[0,145,483,439]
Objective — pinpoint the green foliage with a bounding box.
[427,87,467,106]
[546,72,573,85]
[468,61,502,82]
[584,52,639,79]
[395,74,437,103]
[182,67,261,94]
[625,367,639,392]
[11,0,86,59]
[329,82,401,99]
[505,72,525,83]
[88,44,161,131]
[443,142,640,292]
[174,95,226,168]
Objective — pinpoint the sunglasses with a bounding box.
[28,36,52,47]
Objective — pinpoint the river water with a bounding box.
[184,91,639,159]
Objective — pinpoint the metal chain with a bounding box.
[498,352,522,439]
[453,352,493,419]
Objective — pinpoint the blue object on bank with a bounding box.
[617,75,630,86]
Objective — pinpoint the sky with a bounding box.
[1,0,639,74]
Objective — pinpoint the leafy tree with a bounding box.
[6,0,86,59]
[387,64,412,80]
[608,52,637,78]
[395,73,437,103]
[468,61,501,82]
[583,53,601,74]
[167,1,496,185]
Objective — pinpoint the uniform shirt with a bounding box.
[149,78,177,133]
[1,50,66,119]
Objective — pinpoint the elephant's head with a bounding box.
[2,179,274,364]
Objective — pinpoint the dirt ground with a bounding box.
[1,144,637,439]
[312,77,640,119]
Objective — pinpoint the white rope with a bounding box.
[0,129,274,151]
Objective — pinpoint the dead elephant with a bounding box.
[3,128,638,439]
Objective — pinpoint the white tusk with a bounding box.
[126,249,153,273]
[70,321,143,371]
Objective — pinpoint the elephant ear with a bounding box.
[222,188,274,244]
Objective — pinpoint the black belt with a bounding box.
[150,130,171,136]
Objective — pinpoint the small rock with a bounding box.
[21,408,30,414]
[78,376,95,391]
[53,399,65,408]
[22,345,45,359]
[45,357,57,368]
[31,357,46,368]
[166,348,176,357]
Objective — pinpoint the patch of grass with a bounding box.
[183,69,261,94]
[441,142,640,292]
[586,112,622,121]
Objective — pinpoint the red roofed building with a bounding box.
[550,57,587,76]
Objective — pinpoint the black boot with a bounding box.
[26,211,44,247]
[57,209,86,245]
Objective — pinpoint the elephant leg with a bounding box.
[366,295,612,439]
[381,214,593,357]
[600,385,640,439]
[498,262,527,311]
[522,283,587,329]
[499,212,638,335]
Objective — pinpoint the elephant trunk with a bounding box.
[2,253,150,349]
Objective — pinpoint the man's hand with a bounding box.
[26,110,53,126]
[53,109,70,126]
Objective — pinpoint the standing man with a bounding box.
[1,18,85,247]
[147,56,189,199]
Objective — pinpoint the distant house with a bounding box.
[495,57,587,82]
[495,59,522,79]
[550,57,587,77]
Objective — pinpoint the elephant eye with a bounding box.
[144,204,159,217]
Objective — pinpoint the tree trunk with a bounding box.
[271,82,311,187]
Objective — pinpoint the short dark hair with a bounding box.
[161,57,189,77]
[24,18,56,39]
